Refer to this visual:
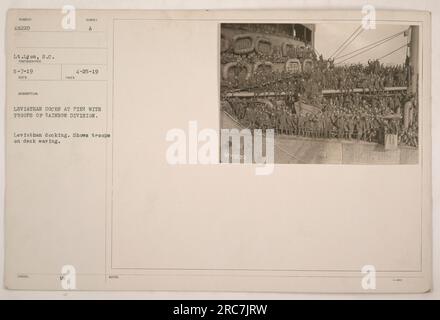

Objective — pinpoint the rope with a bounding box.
[334,30,404,60]
[329,25,363,59]
[222,112,307,164]
[333,28,364,59]
[335,37,406,65]
[377,44,408,61]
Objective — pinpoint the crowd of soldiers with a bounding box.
[221,44,316,66]
[222,58,408,95]
[317,60,409,91]
[222,91,418,147]
[221,38,416,147]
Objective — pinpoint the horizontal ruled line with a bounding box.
[16,46,108,49]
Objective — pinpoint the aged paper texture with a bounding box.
[4,9,432,292]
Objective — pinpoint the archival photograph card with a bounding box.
[4,9,432,293]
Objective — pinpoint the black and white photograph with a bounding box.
[0,2,436,302]
[220,23,419,164]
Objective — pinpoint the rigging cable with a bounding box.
[333,28,364,59]
[335,35,406,65]
[334,30,404,60]
[377,44,408,61]
[329,25,363,59]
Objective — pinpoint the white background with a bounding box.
[0,0,438,300]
